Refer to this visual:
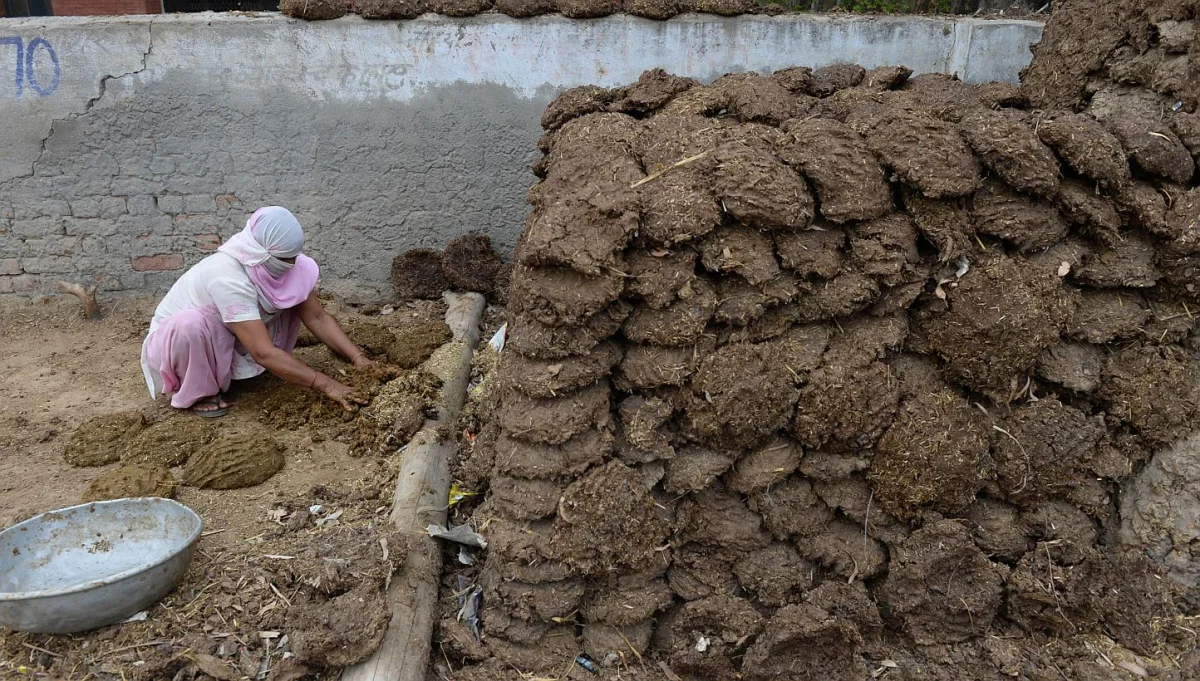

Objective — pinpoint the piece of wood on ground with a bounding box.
[342,291,486,681]
[55,280,101,319]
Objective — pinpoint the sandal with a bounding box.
[193,395,229,419]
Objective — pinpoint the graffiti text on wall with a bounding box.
[0,37,61,99]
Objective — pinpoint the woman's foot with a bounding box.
[193,394,231,418]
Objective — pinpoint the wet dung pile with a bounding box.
[257,362,440,457]
[341,316,453,367]
[388,320,453,368]
[340,318,399,358]
[453,56,1200,678]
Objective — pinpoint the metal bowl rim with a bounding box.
[0,497,203,602]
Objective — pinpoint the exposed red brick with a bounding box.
[215,194,241,210]
[132,253,184,272]
[10,275,39,293]
[51,0,161,15]
[172,215,211,231]
[195,234,221,251]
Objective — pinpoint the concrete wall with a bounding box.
[0,13,1043,298]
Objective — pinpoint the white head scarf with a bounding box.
[235,207,304,276]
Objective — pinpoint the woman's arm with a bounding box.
[295,293,373,368]
[226,319,366,411]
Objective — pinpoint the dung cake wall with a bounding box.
[461,49,1200,679]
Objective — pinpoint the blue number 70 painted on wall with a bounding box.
[0,36,61,99]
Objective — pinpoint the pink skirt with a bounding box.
[141,307,301,408]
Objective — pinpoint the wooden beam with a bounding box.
[342,291,486,681]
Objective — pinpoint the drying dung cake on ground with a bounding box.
[442,4,1200,677]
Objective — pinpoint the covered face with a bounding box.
[217,206,320,311]
[248,207,305,276]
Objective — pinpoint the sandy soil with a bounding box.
[0,292,451,681]
[0,296,374,533]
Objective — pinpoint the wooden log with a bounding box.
[342,290,486,681]
[54,280,101,320]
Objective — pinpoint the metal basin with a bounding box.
[0,498,203,634]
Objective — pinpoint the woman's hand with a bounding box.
[227,318,370,411]
[316,375,368,412]
[297,296,377,371]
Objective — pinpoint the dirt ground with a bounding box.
[0,293,449,680]
[0,294,441,526]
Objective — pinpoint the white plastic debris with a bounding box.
[426,523,488,548]
[309,504,324,515]
[121,611,149,623]
[695,636,710,653]
[489,323,507,353]
[314,509,343,527]
[458,546,476,565]
[1117,660,1149,677]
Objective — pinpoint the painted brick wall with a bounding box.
[0,194,231,294]
[51,0,160,15]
